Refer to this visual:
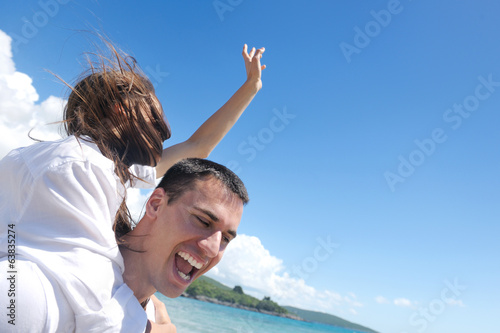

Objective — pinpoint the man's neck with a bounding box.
[121,246,156,304]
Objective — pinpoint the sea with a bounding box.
[158,294,368,333]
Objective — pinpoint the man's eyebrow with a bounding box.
[193,206,237,239]
[194,207,219,222]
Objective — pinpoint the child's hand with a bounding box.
[242,44,266,91]
[147,295,177,333]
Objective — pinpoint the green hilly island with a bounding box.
[185,276,290,316]
[283,306,379,333]
[184,276,378,333]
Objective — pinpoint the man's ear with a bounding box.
[145,187,167,219]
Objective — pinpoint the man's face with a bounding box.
[144,177,243,298]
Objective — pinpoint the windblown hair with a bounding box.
[115,158,249,241]
[60,38,171,236]
[63,42,171,172]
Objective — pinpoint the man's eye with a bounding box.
[196,217,209,227]
[222,235,231,244]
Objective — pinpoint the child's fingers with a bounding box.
[254,48,265,60]
[243,45,266,69]
[151,295,171,325]
[242,44,251,61]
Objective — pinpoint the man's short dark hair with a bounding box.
[157,158,249,205]
[115,158,248,243]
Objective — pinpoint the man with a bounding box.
[118,158,249,330]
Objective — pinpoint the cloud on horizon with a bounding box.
[393,298,413,308]
[375,296,390,304]
[375,294,465,309]
[207,234,363,317]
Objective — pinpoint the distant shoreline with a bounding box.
[182,276,379,333]
[181,293,304,321]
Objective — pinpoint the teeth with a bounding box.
[177,269,190,281]
[178,251,203,269]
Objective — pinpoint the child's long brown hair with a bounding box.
[61,38,171,235]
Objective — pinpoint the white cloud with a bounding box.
[126,188,153,224]
[0,30,15,75]
[375,296,390,304]
[206,234,363,316]
[0,29,65,159]
[344,294,363,308]
[394,298,413,308]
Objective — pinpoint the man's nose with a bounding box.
[198,231,222,258]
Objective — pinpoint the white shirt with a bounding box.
[0,136,155,332]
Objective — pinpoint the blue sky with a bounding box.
[0,1,499,332]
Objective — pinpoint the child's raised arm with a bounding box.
[155,44,266,177]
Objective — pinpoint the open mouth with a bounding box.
[175,251,203,282]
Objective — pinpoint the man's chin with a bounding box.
[162,275,192,298]
[161,287,186,299]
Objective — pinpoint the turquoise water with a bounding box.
[158,294,367,333]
